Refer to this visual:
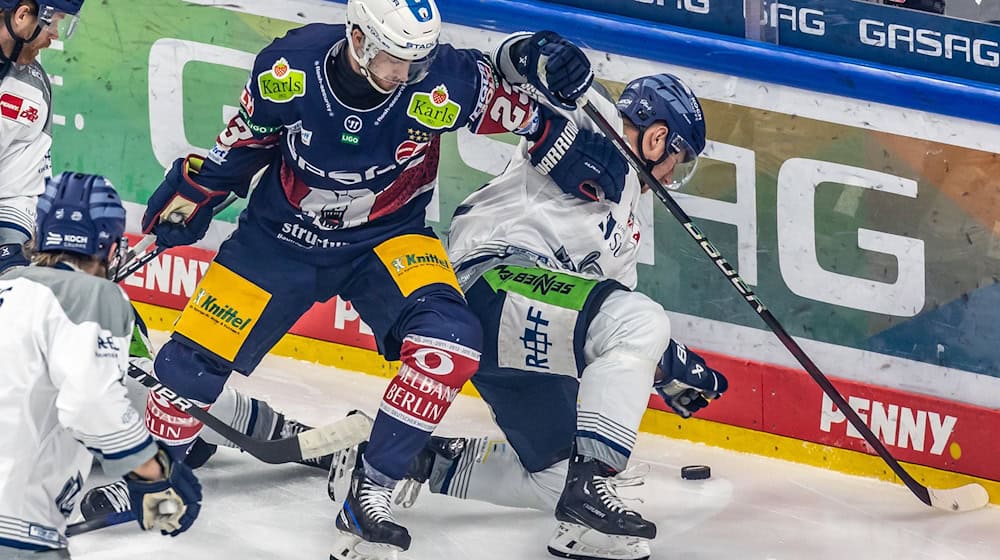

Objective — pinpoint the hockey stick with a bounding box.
[112,193,240,282]
[65,369,370,538]
[579,97,989,512]
[128,363,372,464]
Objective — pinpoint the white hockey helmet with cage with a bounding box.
[345,0,441,93]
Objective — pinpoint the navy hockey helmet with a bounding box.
[36,172,127,261]
[617,73,706,190]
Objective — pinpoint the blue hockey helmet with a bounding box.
[617,73,706,189]
[36,172,127,262]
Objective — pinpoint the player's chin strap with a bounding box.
[0,10,43,81]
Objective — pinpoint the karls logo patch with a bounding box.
[257,57,306,103]
[0,92,40,126]
[406,84,460,130]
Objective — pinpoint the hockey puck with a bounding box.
[681,465,711,480]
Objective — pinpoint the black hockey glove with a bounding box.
[124,446,202,536]
[142,155,229,248]
[655,340,729,418]
[528,106,627,203]
[515,31,594,110]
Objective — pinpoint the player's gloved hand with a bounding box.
[124,445,202,536]
[654,340,728,419]
[141,155,229,248]
[515,31,593,110]
[528,106,626,203]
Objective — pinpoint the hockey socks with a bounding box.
[363,336,479,481]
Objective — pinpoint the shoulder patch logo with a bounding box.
[407,84,461,130]
[257,57,306,103]
[0,92,41,126]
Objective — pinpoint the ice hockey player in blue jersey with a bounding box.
[137,0,598,557]
[0,172,202,558]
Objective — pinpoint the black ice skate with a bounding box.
[276,416,334,471]
[548,457,656,560]
[331,460,411,560]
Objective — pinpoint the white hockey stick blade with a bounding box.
[298,413,372,460]
[927,483,990,512]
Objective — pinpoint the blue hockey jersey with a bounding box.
[194,23,530,258]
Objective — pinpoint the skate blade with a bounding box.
[547,522,651,560]
[327,446,358,502]
[330,532,402,560]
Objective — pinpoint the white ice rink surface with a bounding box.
[70,349,1000,560]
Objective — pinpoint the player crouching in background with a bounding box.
[0,172,202,558]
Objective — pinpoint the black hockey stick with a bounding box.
[66,368,370,537]
[66,369,370,538]
[128,363,371,465]
[112,193,240,282]
[580,97,989,512]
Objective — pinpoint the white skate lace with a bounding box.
[100,480,132,513]
[591,475,629,515]
[611,462,649,505]
[359,480,395,524]
[593,462,652,514]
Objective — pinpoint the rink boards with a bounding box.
[45,0,1000,500]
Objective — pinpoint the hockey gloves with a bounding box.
[124,446,203,536]
[528,106,627,203]
[655,340,729,419]
[141,155,229,248]
[515,31,594,110]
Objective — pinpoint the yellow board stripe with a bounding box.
[134,301,1000,504]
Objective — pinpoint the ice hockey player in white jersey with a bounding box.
[0,1,84,274]
[0,172,202,558]
[391,75,730,560]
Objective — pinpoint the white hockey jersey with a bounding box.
[448,93,644,290]
[0,60,52,237]
[0,266,156,552]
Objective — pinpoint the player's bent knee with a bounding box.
[399,287,484,354]
[593,290,671,362]
[147,341,233,447]
[153,340,232,402]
